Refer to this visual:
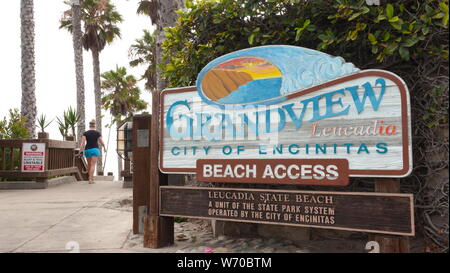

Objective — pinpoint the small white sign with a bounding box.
[21,143,46,172]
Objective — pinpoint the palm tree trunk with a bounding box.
[20,0,37,138]
[71,0,86,145]
[156,0,185,186]
[155,0,185,91]
[92,48,103,174]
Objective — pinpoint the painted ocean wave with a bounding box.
[217,77,282,104]
[197,45,359,107]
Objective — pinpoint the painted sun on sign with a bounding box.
[201,57,282,104]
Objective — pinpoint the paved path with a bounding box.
[0,180,133,253]
[0,180,365,253]
[0,180,423,253]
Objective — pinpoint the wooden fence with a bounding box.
[0,139,87,182]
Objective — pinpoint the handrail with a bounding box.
[0,138,82,182]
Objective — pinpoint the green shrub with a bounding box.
[161,0,448,88]
[0,108,30,139]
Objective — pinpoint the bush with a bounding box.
[162,0,448,88]
[160,0,449,252]
[0,108,30,139]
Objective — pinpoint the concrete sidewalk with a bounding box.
[0,180,133,253]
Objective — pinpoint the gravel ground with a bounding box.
[104,195,426,253]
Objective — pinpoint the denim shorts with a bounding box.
[84,148,101,158]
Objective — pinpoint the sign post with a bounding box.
[132,114,151,234]
[144,90,174,248]
[144,45,414,252]
[370,178,411,253]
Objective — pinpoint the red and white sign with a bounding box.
[21,143,46,172]
[196,159,349,186]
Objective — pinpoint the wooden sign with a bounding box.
[160,186,415,236]
[196,159,349,186]
[21,143,46,172]
[159,45,412,180]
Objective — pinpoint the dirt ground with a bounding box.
[110,195,426,253]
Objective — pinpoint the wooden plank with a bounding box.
[45,167,79,177]
[45,147,49,171]
[160,186,415,236]
[370,178,411,253]
[65,149,70,168]
[18,147,22,172]
[0,168,77,179]
[144,90,174,248]
[0,139,48,148]
[0,170,48,178]
[143,215,173,248]
[10,148,14,170]
[159,71,412,177]
[47,140,77,149]
[2,148,6,170]
[132,114,152,234]
[196,158,349,186]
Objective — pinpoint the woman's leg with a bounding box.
[89,156,98,183]
[86,157,93,182]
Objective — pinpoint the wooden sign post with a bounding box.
[131,114,151,234]
[371,178,411,253]
[143,91,174,248]
[138,45,415,252]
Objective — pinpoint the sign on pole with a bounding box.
[151,45,415,240]
[160,186,415,236]
[21,143,46,172]
[159,46,412,185]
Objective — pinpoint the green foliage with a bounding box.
[129,30,157,91]
[0,109,30,139]
[65,107,80,137]
[55,107,79,139]
[422,86,449,128]
[36,114,52,133]
[158,0,449,251]
[174,217,188,223]
[161,0,448,87]
[56,116,69,139]
[137,0,158,24]
[60,0,123,53]
[101,66,148,125]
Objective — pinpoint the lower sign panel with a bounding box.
[160,186,414,236]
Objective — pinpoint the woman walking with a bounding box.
[80,120,106,184]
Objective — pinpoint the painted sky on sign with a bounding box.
[216,57,282,80]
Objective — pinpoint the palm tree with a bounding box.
[136,0,158,24]
[21,0,37,138]
[60,0,123,173]
[137,0,184,91]
[70,0,86,145]
[101,66,147,124]
[129,29,157,91]
[101,66,148,178]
